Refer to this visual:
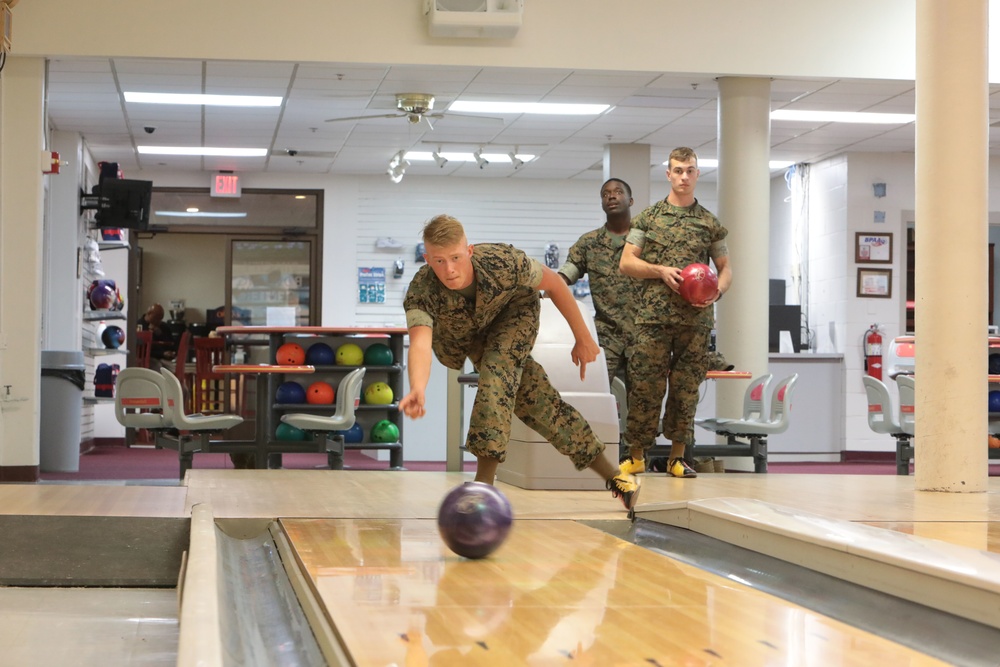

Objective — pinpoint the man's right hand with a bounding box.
[399,389,426,419]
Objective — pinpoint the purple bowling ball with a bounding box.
[437,482,513,560]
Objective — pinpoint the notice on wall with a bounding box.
[358,267,386,303]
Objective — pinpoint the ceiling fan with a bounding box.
[324,93,501,129]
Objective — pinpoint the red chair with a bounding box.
[172,331,192,413]
[194,337,230,414]
[134,330,153,369]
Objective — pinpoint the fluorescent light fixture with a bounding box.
[138,146,268,157]
[450,101,610,115]
[770,109,914,124]
[406,151,536,164]
[155,211,248,218]
[124,92,282,107]
[686,158,796,169]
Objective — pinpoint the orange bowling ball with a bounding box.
[276,342,306,365]
[306,381,335,405]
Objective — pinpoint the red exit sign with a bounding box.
[211,173,241,198]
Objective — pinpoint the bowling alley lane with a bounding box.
[279,518,948,666]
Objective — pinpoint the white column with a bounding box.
[603,144,650,208]
[715,76,772,470]
[0,57,46,472]
[914,0,988,491]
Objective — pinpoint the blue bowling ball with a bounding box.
[335,422,364,443]
[990,390,1000,413]
[305,342,335,366]
[437,482,513,560]
[275,381,306,404]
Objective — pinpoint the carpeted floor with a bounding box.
[37,445,980,483]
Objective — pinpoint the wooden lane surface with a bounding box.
[183,470,1000,525]
[864,521,1000,553]
[280,517,948,666]
[0,484,187,517]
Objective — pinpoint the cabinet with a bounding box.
[217,326,406,469]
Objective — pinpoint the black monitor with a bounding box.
[769,305,802,353]
[95,178,153,229]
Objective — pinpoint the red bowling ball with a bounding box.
[678,262,719,305]
[437,482,513,560]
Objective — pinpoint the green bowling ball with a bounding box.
[363,343,394,365]
[276,422,307,441]
[370,419,400,443]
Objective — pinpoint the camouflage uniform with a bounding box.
[624,199,728,450]
[404,243,605,469]
[558,226,641,387]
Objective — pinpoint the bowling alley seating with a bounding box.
[496,298,620,490]
[695,373,773,434]
[133,330,152,369]
[114,367,245,478]
[862,375,913,475]
[279,368,376,470]
[688,373,799,473]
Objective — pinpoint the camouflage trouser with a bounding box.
[624,324,711,451]
[465,307,605,470]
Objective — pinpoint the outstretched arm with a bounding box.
[399,325,432,419]
[537,266,600,380]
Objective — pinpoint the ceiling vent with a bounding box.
[425,0,523,39]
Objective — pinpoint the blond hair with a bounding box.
[422,214,466,246]
[668,146,698,168]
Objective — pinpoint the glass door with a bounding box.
[229,239,315,326]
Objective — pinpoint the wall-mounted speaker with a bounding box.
[425,0,523,38]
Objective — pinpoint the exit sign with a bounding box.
[211,173,241,198]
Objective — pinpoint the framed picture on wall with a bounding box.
[855,232,893,263]
[857,268,892,298]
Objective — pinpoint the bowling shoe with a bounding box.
[667,458,698,478]
[607,475,640,510]
[618,455,646,476]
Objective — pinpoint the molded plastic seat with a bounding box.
[160,367,243,432]
[115,367,169,430]
[696,373,773,433]
[717,374,798,437]
[864,374,913,475]
[895,374,916,437]
[280,368,373,469]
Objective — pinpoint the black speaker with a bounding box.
[769,305,801,353]
[769,279,786,305]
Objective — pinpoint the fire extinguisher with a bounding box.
[864,324,883,380]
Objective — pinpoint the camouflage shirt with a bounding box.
[627,198,728,328]
[558,226,640,356]
[404,243,543,370]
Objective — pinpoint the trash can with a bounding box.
[40,350,85,473]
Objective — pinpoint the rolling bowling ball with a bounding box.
[306,381,335,405]
[370,419,400,443]
[364,381,394,405]
[276,423,307,441]
[990,390,1000,413]
[678,263,719,305]
[101,325,126,349]
[305,342,335,366]
[363,343,394,366]
[276,342,306,365]
[336,343,364,366]
[990,354,1000,376]
[335,422,364,443]
[437,482,513,560]
[275,381,307,404]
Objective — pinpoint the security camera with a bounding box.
[143,126,155,134]
[286,149,299,157]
